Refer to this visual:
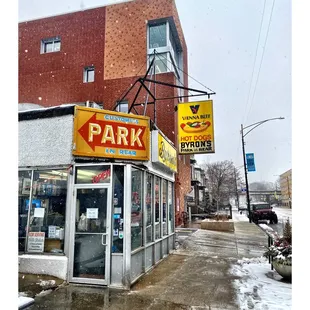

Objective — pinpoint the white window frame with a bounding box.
[83,66,95,83]
[147,20,183,98]
[116,100,129,113]
[41,37,61,54]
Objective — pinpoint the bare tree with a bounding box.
[202,160,241,212]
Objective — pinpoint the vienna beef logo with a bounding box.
[189,105,200,114]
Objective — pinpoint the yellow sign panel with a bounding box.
[158,132,177,172]
[73,106,150,161]
[177,100,215,154]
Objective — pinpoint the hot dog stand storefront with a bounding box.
[18,104,177,289]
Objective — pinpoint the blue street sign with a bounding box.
[246,153,256,172]
[241,188,247,193]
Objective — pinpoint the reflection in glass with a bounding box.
[18,170,32,252]
[75,165,111,184]
[149,23,167,49]
[163,179,168,236]
[112,166,124,253]
[146,173,153,244]
[149,53,168,74]
[28,169,68,254]
[131,168,143,251]
[155,176,161,239]
[168,182,174,234]
[74,188,108,279]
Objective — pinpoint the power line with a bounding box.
[242,0,267,124]
[245,0,276,122]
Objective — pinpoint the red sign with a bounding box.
[92,169,111,183]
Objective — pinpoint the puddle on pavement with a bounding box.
[27,284,190,309]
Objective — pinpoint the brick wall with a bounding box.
[19,7,107,106]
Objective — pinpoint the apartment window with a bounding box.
[147,20,182,80]
[116,101,129,113]
[149,53,169,74]
[149,23,167,49]
[84,66,95,83]
[41,37,61,54]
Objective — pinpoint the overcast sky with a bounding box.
[18,0,292,184]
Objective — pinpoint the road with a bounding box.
[268,206,292,235]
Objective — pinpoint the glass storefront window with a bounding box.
[112,166,124,253]
[18,170,32,252]
[131,168,143,251]
[27,169,68,254]
[146,173,153,244]
[155,176,161,239]
[75,165,111,184]
[162,179,168,236]
[168,182,174,234]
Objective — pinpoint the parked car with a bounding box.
[246,202,278,224]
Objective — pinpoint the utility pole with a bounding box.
[241,124,252,222]
[240,117,284,223]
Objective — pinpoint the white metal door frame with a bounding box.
[68,184,112,286]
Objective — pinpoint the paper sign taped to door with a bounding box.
[34,208,45,218]
[86,208,98,219]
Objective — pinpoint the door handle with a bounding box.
[101,234,107,246]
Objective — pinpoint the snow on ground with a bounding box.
[232,209,249,222]
[230,257,292,310]
[231,208,292,309]
[18,296,34,308]
[273,207,292,225]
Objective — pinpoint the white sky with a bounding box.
[18,0,292,184]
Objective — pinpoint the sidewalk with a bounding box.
[19,211,269,309]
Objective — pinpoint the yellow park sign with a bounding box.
[177,100,215,154]
[73,106,150,161]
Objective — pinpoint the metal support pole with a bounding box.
[241,124,252,223]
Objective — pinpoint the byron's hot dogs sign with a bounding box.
[73,106,150,160]
[177,100,215,154]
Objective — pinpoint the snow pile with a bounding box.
[18,296,34,308]
[259,223,274,232]
[230,257,292,309]
[37,279,56,287]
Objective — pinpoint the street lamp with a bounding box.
[241,117,285,223]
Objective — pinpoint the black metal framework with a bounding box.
[112,50,216,125]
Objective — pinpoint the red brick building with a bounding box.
[19,0,191,226]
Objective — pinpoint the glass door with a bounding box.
[70,187,111,285]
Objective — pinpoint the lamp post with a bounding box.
[241,117,285,223]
